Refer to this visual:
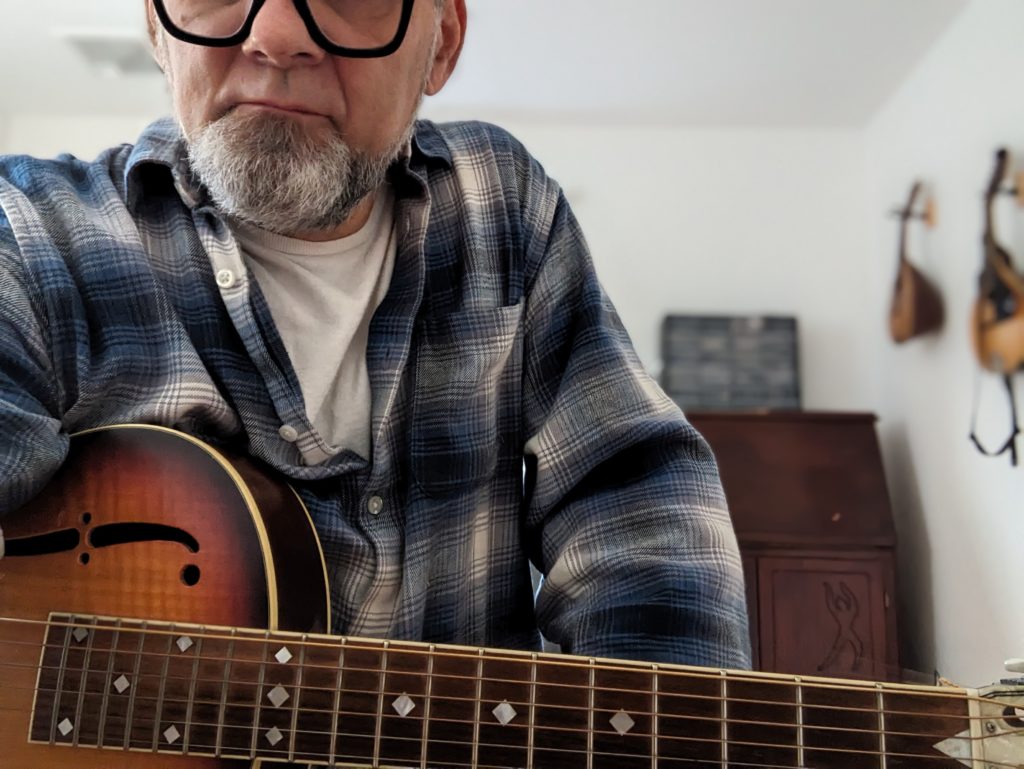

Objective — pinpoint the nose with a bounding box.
[242,0,327,67]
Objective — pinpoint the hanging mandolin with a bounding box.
[972,148,1024,373]
[888,181,943,343]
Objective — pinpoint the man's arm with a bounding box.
[520,187,751,669]
[0,190,69,519]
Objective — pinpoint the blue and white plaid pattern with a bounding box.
[0,118,750,668]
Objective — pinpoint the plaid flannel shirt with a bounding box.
[0,118,750,668]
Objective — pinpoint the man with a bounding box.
[0,0,750,668]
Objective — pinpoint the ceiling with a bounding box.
[0,0,970,127]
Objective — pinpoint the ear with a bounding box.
[144,0,168,71]
[424,0,466,96]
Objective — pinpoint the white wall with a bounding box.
[863,0,1024,686]
[1,114,164,161]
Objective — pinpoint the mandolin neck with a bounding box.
[27,613,976,768]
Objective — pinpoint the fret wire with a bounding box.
[288,632,308,763]
[15,676,980,744]
[183,631,205,754]
[651,663,659,769]
[720,670,728,769]
[249,631,271,759]
[328,637,346,766]
[149,625,175,752]
[71,616,98,748]
[527,652,537,769]
[95,619,122,748]
[794,676,804,769]
[374,640,388,767]
[214,628,236,756]
[877,683,888,769]
[122,620,148,751]
[587,657,595,769]
[46,616,74,745]
[472,648,484,769]
[420,644,435,769]
[20,705,984,769]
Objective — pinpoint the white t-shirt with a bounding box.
[233,185,397,462]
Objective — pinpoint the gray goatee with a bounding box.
[186,110,408,236]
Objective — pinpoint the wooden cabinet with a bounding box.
[688,411,900,681]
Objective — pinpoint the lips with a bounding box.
[236,101,327,117]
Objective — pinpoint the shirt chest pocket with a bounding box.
[411,301,524,497]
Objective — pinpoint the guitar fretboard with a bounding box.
[31,614,973,768]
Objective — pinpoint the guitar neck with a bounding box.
[26,613,977,768]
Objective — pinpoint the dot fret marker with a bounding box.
[610,709,636,735]
[492,700,517,725]
[392,694,416,717]
[267,684,290,708]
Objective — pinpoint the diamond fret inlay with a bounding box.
[392,694,416,717]
[265,726,284,746]
[267,684,290,708]
[57,718,74,736]
[610,709,636,735]
[113,674,131,694]
[176,636,194,653]
[275,646,293,665]
[164,725,181,745]
[492,701,517,725]
[72,627,89,643]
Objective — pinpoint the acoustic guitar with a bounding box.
[888,181,943,344]
[1,425,1021,768]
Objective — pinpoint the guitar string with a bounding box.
[5,702,1004,769]
[0,615,983,707]
[0,652,991,744]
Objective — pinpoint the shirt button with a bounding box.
[278,424,299,443]
[215,269,236,288]
[367,496,384,516]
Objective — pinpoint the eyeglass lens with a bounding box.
[161,0,406,49]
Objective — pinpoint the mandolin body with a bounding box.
[0,425,329,769]
[889,260,944,343]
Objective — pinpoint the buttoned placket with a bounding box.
[193,206,316,466]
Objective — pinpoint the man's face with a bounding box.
[152,0,460,153]
[148,0,465,237]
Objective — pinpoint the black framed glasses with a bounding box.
[152,0,416,58]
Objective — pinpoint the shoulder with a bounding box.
[416,119,530,157]
[0,145,133,214]
[414,119,556,195]
[0,144,136,265]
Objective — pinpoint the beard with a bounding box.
[185,109,412,237]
